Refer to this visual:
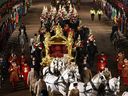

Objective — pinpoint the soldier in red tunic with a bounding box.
[97,59,107,72]
[8,53,18,66]
[116,51,125,75]
[122,58,128,86]
[8,61,20,88]
[17,54,28,76]
[97,52,108,63]
[18,54,27,65]
[21,62,30,88]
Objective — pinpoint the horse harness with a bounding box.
[54,76,67,92]
[90,80,98,91]
[105,80,118,93]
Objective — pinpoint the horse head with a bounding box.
[97,71,107,84]
[86,71,107,93]
[109,76,120,95]
[122,91,128,96]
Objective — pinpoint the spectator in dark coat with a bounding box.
[86,41,98,67]
[110,23,118,41]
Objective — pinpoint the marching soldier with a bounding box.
[116,51,125,75]
[122,58,128,86]
[90,8,96,21]
[21,62,30,88]
[8,61,20,88]
[97,9,103,21]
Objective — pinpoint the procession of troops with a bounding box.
[0,0,128,96]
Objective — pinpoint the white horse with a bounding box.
[42,58,66,76]
[60,66,80,84]
[44,65,80,96]
[122,91,128,96]
[85,71,107,95]
[105,77,120,96]
[68,71,107,96]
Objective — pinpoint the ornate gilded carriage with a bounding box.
[41,24,74,66]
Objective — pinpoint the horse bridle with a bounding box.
[54,69,77,90]
[54,76,67,92]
